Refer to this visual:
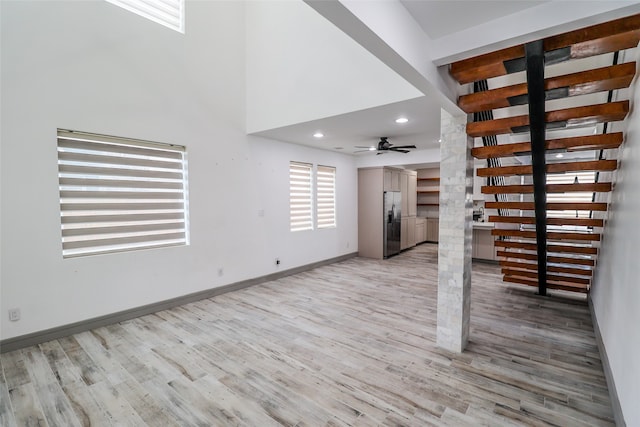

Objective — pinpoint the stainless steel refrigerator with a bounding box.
[383,191,401,258]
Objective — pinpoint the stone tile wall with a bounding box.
[436,109,473,353]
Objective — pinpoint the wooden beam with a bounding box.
[478,159,617,177]
[467,101,628,137]
[485,201,608,211]
[450,14,640,84]
[488,216,604,227]
[471,133,623,159]
[459,62,635,113]
[482,182,612,194]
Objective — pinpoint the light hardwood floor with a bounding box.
[0,244,613,426]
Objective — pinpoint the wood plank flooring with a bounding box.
[0,244,613,426]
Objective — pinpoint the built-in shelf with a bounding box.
[417,190,439,194]
[417,203,439,206]
[418,177,440,182]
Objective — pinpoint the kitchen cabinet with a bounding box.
[384,169,401,192]
[415,218,426,244]
[401,217,408,250]
[359,167,417,258]
[407,217,416,248]
[426,218,439,242]
[472,225,496,261]
[408,174,417,217]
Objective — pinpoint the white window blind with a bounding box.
[290,162,313,232]
[316,165,336,229]
[57,130,189,258]
[106,0,184,33]
[546,171,596,219]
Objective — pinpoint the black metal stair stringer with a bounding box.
[525,40,548,296]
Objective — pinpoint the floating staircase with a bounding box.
[448,14,640,294]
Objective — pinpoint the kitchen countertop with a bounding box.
[473,221,494,229]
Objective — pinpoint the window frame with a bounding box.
[289,161,314,232]
[316,165,337,229]
[57,129,190,258]
[106,0,185,33]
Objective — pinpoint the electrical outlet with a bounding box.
[217,267,224,277]
[8,308,20,322]
[275,258,280,266]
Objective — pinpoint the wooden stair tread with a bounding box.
[488,216,604,227]
[459,62,635,113]
[478,159,618,177]
[482,182,612,194]
[494,240,598,255]
[467,101,629,138]
[502,275,589,293]
[548,244,598,255]
[492,229,600,241]
[499,260,593,276]
[501,268,590,285]
[450,14,640,83]
[471,133,624,159]
[548,256,595,266]
[497,251,596,266]
[485,201,608,211]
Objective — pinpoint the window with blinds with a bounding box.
[57,130,189,258]
[316,165,336,229]
[546,171,596,219]
[289,162,313,232]
[106,0,185,33]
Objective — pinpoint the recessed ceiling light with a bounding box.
[438,139,442,143]
[395,117,409,124]
[368,147,376,151]
[313,132,324,138]
[556,153,564,158]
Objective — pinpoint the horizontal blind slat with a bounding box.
[63,231,186,250]
[58,138,183,160]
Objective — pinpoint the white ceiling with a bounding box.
[252,1,638,166]
[253,96,441,155]
[399,0,548,40]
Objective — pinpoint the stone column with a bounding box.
[437,108,473,353]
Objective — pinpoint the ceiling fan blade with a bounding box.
[354,146,373,149]
[376,152,387,155]
[390,149,410,153]
[390,145,417,149]
[353,149,372,153]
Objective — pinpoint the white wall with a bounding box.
[245,0,422,133]
[590,57,640,425]
[0,0,357,340]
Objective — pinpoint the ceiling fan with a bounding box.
[355,137,416,154]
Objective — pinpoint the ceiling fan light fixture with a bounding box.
[395,117,409,124]
[313,132,324,138]
[368,146,376,151]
